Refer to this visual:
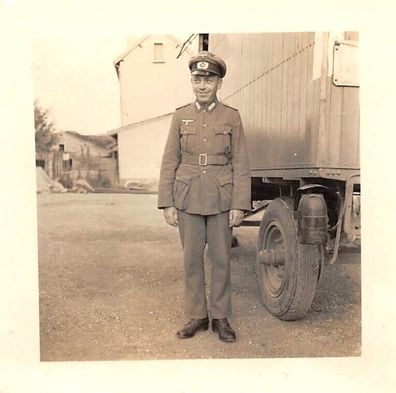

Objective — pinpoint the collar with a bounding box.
[195,97,218,113]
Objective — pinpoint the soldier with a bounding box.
[158,51,251,342]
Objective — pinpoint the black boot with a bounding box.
[176,317,209,339]
[212,318,236,342]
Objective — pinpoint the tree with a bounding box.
[34,101,59,153]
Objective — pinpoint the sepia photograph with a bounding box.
[34,32,361,361]
[3,0,396,391]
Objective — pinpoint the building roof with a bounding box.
[61,131,115,152]
[113,34,196,68]
[107,111,173,136]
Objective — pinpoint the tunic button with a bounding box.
[203,124,207,127]
[202,170,207,174]
[203,138,207,142]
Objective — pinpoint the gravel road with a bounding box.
[37,193,361,361]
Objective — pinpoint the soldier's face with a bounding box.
[191,75,222,104]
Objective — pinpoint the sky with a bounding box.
[33,36,128,135]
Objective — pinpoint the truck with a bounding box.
[207,32,360,320]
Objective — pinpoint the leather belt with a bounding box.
[181,152,230,166]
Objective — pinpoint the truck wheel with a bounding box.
[257,197,321,321]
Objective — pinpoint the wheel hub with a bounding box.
[258,249,285,267]
[260,221,287,294]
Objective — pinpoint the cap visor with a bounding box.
[191,70,220,76]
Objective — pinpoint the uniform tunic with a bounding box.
[158,98,251,319]
[158,100,251,214]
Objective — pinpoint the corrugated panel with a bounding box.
[280,33,289,164]
[328,78,343,166]
[322,76,360,169]
[274,34,283,163]
[340,87,360,167]
[260,34,269,161]
[210,33,358,172]
[286,33,297,167]
[310,78,321,165]
[299,33,309,164]
[305,34,315,166]
[292,33,302,164]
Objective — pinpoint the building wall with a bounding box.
[117,114,172,186]
[117,35,197,125]
[57,133,108,157]
[44,132,118,187]
[36,151,63,179]
[36,149,117,187]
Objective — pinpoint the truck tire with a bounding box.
[257,197,321,320]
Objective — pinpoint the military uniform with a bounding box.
[158,52,251,330]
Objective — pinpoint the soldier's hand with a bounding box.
[163,207,179,227]
[229,209,244,227]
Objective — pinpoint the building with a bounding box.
[36,131,117,188]
[110,34,199,188]
[114,35,197,125]
[110,113,172,188]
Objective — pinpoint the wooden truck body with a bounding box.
[209,32,360,320]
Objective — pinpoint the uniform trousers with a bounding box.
[177,209,233,319]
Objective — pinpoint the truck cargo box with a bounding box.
[211,32,359,180]
[206,33,360,321]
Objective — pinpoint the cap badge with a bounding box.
[197,61,209,70]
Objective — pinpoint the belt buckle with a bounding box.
[199,153,208,166]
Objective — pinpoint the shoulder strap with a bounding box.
[222,102,238,111]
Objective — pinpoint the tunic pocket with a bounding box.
[173,175,191,211]
[216,174,233,211]
[180,125,197,152]
[214,125,232,153]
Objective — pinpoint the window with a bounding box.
[153,43,164,62]
[36,159,45,168]
[63,158,72,171]
[59,144,65,152]
[199,34,209,51]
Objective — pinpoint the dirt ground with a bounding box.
[37,193,361,361]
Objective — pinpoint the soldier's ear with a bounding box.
[218,78,223,89]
